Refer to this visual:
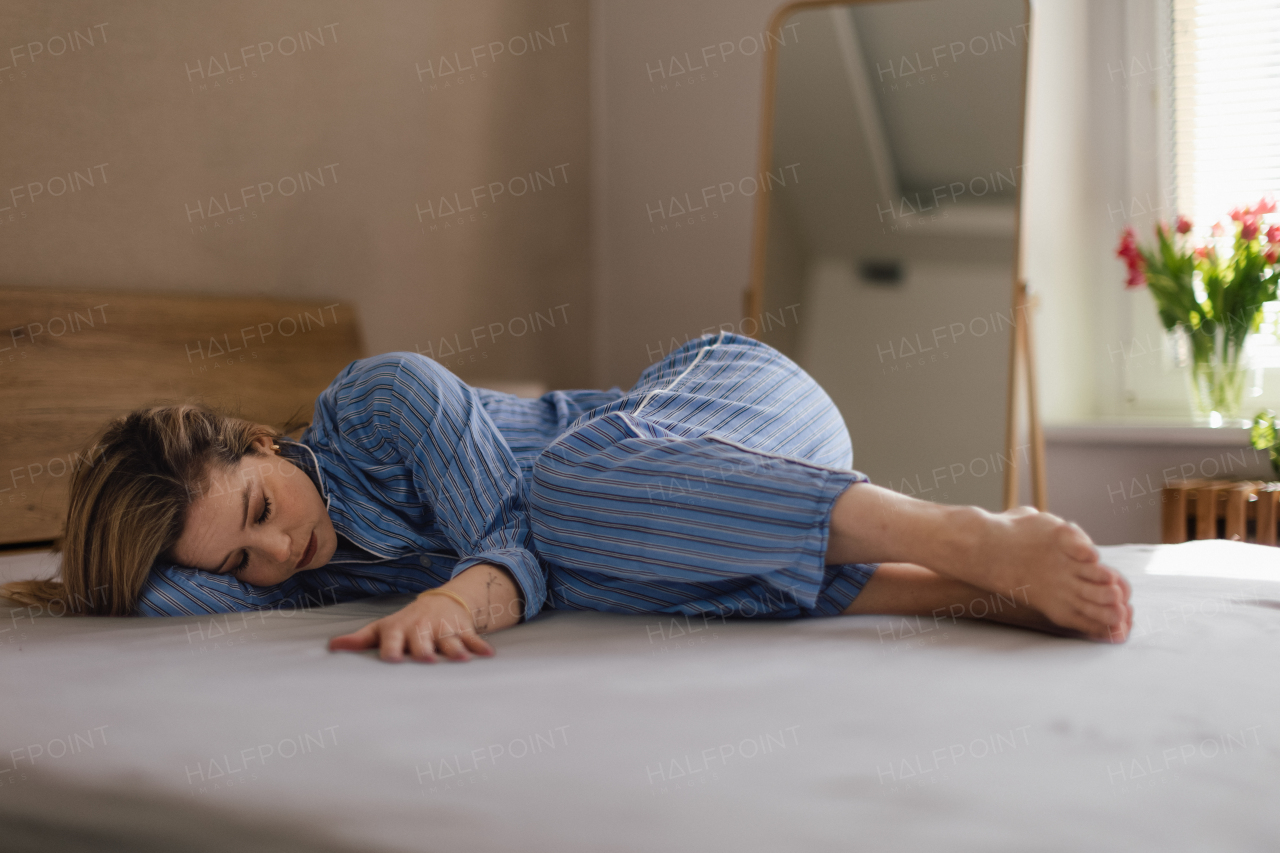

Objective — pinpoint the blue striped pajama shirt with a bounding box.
[136,333,878,620]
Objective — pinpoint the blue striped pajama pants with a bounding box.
[529,332,877,619]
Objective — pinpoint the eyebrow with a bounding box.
[215,482,253,574]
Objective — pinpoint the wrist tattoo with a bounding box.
[474,568,499,631]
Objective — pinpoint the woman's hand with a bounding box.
[327,562,523,663]
[328,593,493,662]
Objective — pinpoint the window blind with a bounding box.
[1172,0,1280,362]
[1173,0,1280,230]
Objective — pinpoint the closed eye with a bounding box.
[229,496,272,576]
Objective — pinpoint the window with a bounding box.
[1172,0,1280,366]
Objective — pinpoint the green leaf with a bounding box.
[1251,410,1277,451]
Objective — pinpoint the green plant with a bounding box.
[1118,200,1280,420]
[1118,203,1280,345]
[1251,409,1280,479]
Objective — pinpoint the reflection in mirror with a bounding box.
[755,0,1029,511]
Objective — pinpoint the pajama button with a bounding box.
[418,555,432,568]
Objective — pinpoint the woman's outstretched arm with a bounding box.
[328,562,524,662]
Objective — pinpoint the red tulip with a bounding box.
[1230,206,1249,222]
[1116,226,1146,288]
[1116,227,1138,259]
[1268,225,1280,243]
[1242,216,1260,241]
[1267,246,1279,264]
[1256,195,1278,215]
[1175,215,1193,234]
[1194,246,1213,260]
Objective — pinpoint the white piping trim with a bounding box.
[278,437,331,510]
[634,331,726,416]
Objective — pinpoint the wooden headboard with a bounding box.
[0,289,365,545]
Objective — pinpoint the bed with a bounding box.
[3,288,1277,850]
[1,539,1277,852]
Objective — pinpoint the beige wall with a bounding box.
[1020,0,1094,423]
[0,0,591,389]
[589,0,784,387]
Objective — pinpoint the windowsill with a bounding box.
[1044,419,1255,446]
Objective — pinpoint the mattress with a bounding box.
[1,541,1277,853]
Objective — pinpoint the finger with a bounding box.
[435,612,471,642]
[460,630,495,657]
[379,628,408,663]
[436,634,472,662]
[407,624,439,663]
[329,622,379,652]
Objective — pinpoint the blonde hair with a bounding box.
[1,404,282,616]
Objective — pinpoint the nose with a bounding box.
[259,528,293,567]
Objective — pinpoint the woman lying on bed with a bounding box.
[1,333,1133,661]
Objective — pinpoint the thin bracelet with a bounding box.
[417,588,474,625]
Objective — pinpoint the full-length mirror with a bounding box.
[749,0,1031,511]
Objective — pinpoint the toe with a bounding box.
[1062,611,1116,643]
[1078,580,1121,606]
[1058,522,1100,563]
[1105,612,1132,643]
[1099,567,1132,603]
[1039,598,1110,638]
[1072,559,1111,584]
[1070,607,1128,643]
[1074,598,1126,629]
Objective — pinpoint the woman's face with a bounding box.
[171,435,338,586]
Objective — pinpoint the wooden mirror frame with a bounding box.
[742,0,1044,511]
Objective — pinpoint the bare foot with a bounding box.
[977,575,1133,642]
[937,506,1132,642]
[842,561,1134,643]
[824,484,1133,642]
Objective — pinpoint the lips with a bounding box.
[297,531,317,572]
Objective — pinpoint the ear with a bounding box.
[248,433,278,454]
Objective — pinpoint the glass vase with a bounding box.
[1166,325,1263,427]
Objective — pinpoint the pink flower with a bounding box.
[1242,216,1260,241]
[1176,215,1193,234]
[1268,224,1280,243]
[1194,246,1213,260]
[1231,196,1277,222]
[1116,226,1146,288]
[1212,221,1226,237]
[1116,226,1138,258]
[1268,246,1280,264]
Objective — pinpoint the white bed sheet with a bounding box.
[1,542,1277,852]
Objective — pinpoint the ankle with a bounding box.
[927,504,988,571]
[825,485,990,568]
